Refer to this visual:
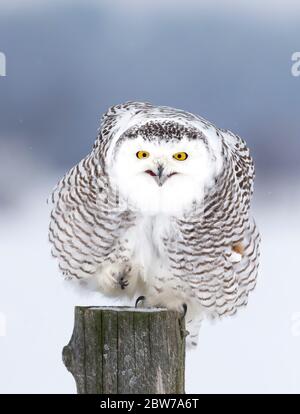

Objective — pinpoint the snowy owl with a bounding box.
[49,101,260,346]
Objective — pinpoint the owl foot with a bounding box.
[112,264,131,290]
[95,262,139,297]
[119,275,129,290]
[135,295,146,308]
[181,303,188,320]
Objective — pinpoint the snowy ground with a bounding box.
[0,174,299,394]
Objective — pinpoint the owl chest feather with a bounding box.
[124,214,173,281]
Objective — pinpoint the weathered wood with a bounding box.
[63,306,186,394]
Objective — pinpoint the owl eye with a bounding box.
[136,151,150,159]
[173,152,188,161]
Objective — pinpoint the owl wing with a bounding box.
[210,129,260,316]
[48,152,122,280]
[223,129,260,307]
[221,128,255,200]
[171,128,260,317]
[49,102,150,280]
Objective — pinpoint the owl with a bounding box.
[49,101,260,346]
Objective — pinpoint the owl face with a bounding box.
[109,130,221,216]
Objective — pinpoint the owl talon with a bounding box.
[181,303,187,320]
[119,276,129,290]
[135,295,146,308]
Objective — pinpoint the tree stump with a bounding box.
[63,306,186,394]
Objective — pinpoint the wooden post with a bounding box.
[63,306,186,394]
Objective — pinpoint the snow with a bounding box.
[88,306,168,313]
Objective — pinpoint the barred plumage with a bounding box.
[49,101,260,346]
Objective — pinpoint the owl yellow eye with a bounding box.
[173,152,188,161]
[136,151,150,159]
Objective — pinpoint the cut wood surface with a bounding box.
[63,306,186,394]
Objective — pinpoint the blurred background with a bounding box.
[0,0,299,393]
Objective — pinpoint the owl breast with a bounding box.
[124,214,173,283]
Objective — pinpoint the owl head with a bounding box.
[103,107,223,216]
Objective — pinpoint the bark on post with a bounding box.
[63,306,185,394]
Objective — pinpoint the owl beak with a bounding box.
[145,164,174,186]
[155,164,167,186]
